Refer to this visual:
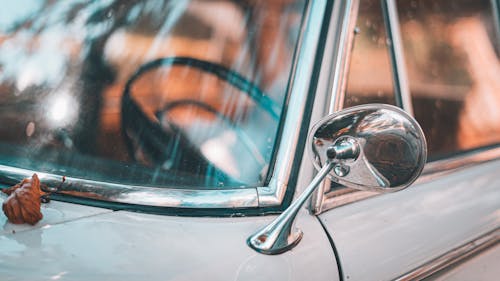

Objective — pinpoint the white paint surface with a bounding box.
[430,243,500,281]
[0,194,111,235]
[0,202,338,281]
[320,160,500,281]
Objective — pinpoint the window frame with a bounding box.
[313,0,500,214]
[0,0,333,216]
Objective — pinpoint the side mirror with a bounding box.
[309,104,426,191]
[248,104,427,254]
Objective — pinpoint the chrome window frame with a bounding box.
[395,228,500,280]
[491,0,500,53]
[313,0,500,213]
[309,0,360,214]
[0,1,329,213]
[381,0,413,115]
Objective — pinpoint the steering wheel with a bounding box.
[121,56,279,184]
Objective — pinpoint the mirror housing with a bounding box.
[248,104,427,255]
[309,104,426,191]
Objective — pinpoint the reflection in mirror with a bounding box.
[310,104,427,191]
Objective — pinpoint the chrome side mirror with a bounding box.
[248,104,427,255]
[310,104,426,191]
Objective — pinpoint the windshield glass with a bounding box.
[0,0,306,189]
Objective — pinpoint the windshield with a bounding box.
[0,0,306,189]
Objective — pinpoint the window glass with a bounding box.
[344,0,396,108]
[0,0,306,188]
[398,0,500,159]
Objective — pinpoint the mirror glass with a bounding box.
[309,104,427,191]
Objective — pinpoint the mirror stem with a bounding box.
[247,161,336,254]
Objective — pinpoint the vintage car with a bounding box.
[0,0,499,280]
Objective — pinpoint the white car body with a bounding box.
[1,0,499,280]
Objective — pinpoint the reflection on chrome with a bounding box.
[0,164,259,209]
[310,104,427,191]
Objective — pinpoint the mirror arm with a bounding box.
[247,161,336,254]
[248,139,360,254]
[247,104,427,255]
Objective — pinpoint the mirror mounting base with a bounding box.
[247,161,335,255]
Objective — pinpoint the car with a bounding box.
[0,0,499,280]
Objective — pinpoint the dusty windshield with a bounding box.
[0,0,306,189]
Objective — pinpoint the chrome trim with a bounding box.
[257,0,327,206]
[491,0,500,54]
[309,104,427,192]
[421,146,500,179]
[320,189,377,210]
[381,0,413,115]
[310,0,359,214]
[317,146,500,212]
[249,161,336,254]
[327,0,360,113]
[395,228,500,281]
[0,165,258,208]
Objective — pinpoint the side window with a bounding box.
[344,0,396,108]
[398,0,500,159]
[0,0,307,189]
[317,0,500,212]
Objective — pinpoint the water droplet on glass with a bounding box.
[26,122,35,137]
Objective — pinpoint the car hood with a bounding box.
[0,194,338,281]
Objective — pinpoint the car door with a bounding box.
[315,0,500,280]
[0,1,342,280]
